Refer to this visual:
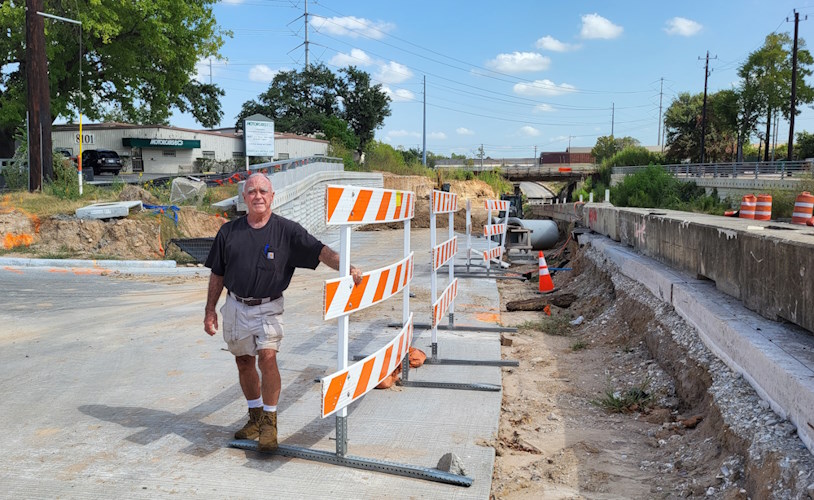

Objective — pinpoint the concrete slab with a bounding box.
[75,200,143,219]
[0,228,504,498]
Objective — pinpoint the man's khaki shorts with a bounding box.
[220,295,284,356]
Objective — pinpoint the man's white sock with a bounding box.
[263,405,277,413]
[247,397,263,409]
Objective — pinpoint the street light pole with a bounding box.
[37,11,83,195]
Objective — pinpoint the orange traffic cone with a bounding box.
[538,251,555,293]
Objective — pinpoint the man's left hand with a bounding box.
[350,265,363,285]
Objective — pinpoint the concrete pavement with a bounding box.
[0,229,505,499]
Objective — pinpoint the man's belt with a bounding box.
[229,291,281,306]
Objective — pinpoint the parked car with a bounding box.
[82,149,123,175]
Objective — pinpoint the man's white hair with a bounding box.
[243,173,273,194]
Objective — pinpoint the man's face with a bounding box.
[244,177,274,217]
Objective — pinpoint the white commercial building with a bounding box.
[51,123,330,175]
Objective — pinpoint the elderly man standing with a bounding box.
[204,173,361,451]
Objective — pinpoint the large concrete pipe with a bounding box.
[498,217,560,250]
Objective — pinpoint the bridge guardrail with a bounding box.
[613,161,813,180]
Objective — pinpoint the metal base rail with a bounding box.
[389,322,518,333]
[399,380,500,391]
[229,440,473,487]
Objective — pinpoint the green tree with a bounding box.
[795,131,814,159]
[0,0,228,156]
[739,33,814,161]
[664,91,738,163]
[591,135,640,163]
[319,116,359,151]
[338,67,391,153]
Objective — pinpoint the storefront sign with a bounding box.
[122,138,201,149]
[244,115,275,157]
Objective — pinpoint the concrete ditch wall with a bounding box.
[531,202,814,335]
[271,171,383,236]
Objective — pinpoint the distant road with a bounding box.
[519,182,555,200]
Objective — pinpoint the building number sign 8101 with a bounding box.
[74,133,95,145]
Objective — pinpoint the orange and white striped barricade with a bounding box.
[792,192,814,225]
[483,199,509,274]
[231,185,471,487]
[404,190,517,374]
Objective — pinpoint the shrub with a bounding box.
[43,153,81,200]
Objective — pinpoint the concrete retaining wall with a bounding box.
[272,171,383,235]
[531,202,814,334]
[582,234,814,456]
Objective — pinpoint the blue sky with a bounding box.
[172,0,814,158]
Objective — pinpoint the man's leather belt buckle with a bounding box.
[230,292,278,306]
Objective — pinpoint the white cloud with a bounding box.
[375,61,413,84]
[329,48,373,67]
[580,13,623,40]
[429,132,447,140]
[456,127,475,136]
[520,126,541,137]
[382,86,415,102]
[535,35,579,52]
[664,17,702,36]
[534,103,555,113]
[221,0,244,4]
[514,79,577,97]
[248,65,278,83]
[486,52,550,73]
[387,129,420,138]
[312,15,394,39]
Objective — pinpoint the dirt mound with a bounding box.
[118,185,158,204]
[1,207,225,260]
[362,174,497,230]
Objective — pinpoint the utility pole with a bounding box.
[26,0,53,191]
[611,103,615,137]
[534,145,537,164]
[787,10,807,161]
[422,76,427,166]
[657,77,664,145]
[699,51,716,163]
[304,0,310,70]
[209,58,213,85]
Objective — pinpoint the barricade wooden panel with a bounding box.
[321,314,414,418]
[485,199,509,211]
[432,190,458,214]
[432,236,458,271]
[483,246,503,262]
[432,278,458,328]
[325,185,415,225]
[323,253,414,320]
[483,223,507,237]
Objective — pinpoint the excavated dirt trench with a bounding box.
[492,240,814,499]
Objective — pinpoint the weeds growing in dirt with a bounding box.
[517,315,572,336]
[571,340,588,351]
[38,245,74,259]
[592,378,653,413]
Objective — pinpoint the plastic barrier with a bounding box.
[792,192,814,225]
[483,199,510,272]
[429,189,458,355]
[755,194,772,221]
[739,194,756,219]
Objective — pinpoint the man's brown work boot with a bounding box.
[234,407,263,440]
[258,410,278,451]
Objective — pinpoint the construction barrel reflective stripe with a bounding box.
[792,192,814,225]
[321,315,414,418]
[433,236,457,271]
[325,185,415,225]
[432,279,458,327]
[754,194,772,221]
[739,194,756,219]
[431,190,458,214]
[323,253,414,320]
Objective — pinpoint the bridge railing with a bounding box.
[613,161,813,180]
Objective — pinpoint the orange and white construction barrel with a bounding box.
[739,194,757,219]
[792,192,814,225]
[755,194,772,221]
